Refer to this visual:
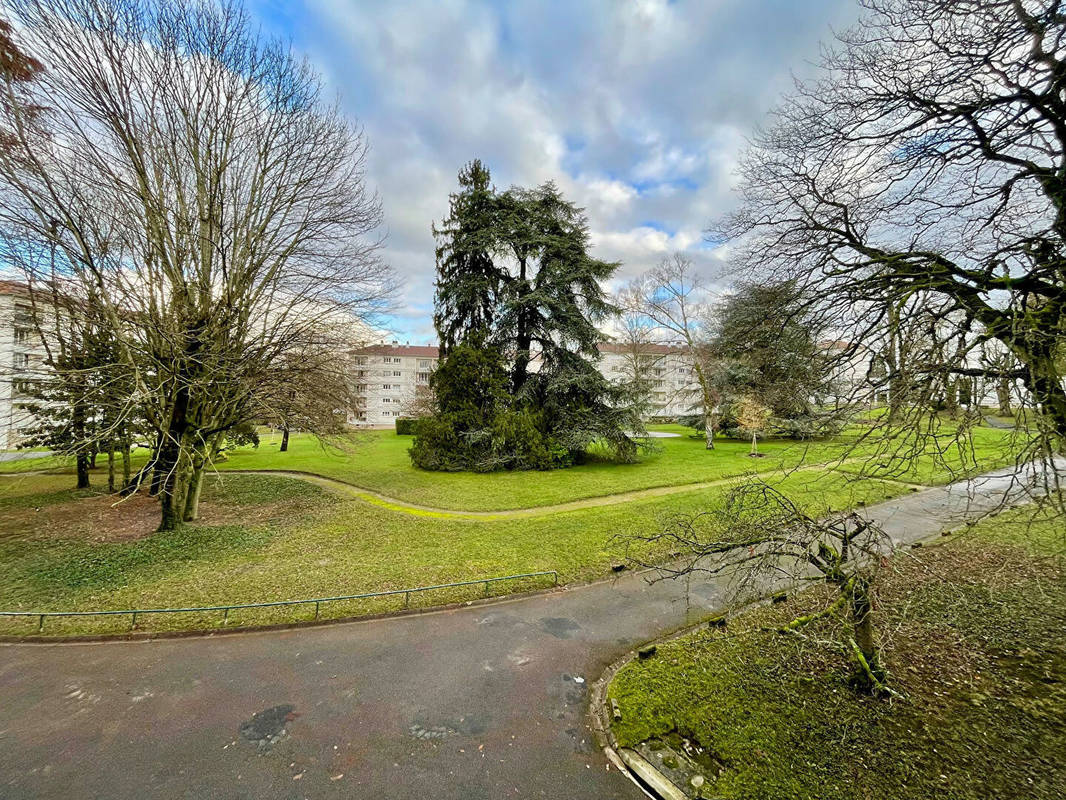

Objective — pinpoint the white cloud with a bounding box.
[254,0,862,339]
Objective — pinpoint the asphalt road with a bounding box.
[0,463,1057,800]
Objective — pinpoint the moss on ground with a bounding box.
[608,504,1066,800]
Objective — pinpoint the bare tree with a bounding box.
[715,0,1066,478]
[622,252,719,448]
[0,0,394,529]
[622,480,897,696]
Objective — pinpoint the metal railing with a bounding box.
[0,570,559,634]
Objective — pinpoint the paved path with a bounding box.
[0,464,1057,800]
[0,451,53,463]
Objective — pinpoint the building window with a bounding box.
[416,372,429,384]
[13,353,30,369]
[382,384,393,390]
[418,359,433,368]
[381,410,391,417]
[392,370,402,377]
[382,397,391,403]
[354,356,367,365]
[14,328,31,345]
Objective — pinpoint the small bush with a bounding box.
[395,417,418,435]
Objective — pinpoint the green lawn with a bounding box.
[0,465,907,636]
[0,420,1025,637]
[607,504,1066,800]
[0,424,1017,511]
[206,424,1015,511]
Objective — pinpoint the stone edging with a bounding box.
[586,522,972,800]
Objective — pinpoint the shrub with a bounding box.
[395,417,418,435]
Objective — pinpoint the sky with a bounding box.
[249,0,862,343]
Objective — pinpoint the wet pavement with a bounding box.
[0,462,1059,799]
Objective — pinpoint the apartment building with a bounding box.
[351,343,439,427]
[350,340,701,427]
[0,282,47,450]
[598,342,699,419]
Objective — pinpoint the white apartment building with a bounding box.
[351,343,439,427]
[0,282,47,450]
[350,340,701,427]
[598,342,700,419]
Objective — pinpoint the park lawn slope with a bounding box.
[608,503,1066,800]
[208,424,1015,511]
[0,468,905,637]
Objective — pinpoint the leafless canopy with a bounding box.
[622,479,896,693]
[0,0,395,528]
[715,0,1066,476]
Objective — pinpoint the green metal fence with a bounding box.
[1,570,559,634]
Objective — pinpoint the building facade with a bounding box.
[0,282,47,450]
[597,342,699,419]
[349,341,701,427]
[350,344,439,427]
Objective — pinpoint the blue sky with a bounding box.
[248,0,860,342]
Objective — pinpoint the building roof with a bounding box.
[0,279,29,297]
[599,341,684,356]
[352,341,689,359]
[353,343,441,358]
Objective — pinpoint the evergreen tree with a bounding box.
[431,160,505,356]
[709,281,838,438]
[424,164,645,470]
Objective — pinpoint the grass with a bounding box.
[0,420,1024,637]
[607,503,1066,800]
[204,423,1016,511]
[0,423,1016,511]
[0,465,905,637]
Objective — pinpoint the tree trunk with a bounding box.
[750,431,758,457]
[280,427,289,452]
[122,439,131,487]
[183,433,223,522]
[148,429,165,496]
[996,379,1013,417]
[75,454,91,490]
[944,378,959,418]
[885,303,903,424]
[512,255,531,392]
[1013,347,1066,455]
[704,412,715,450]
[183,460,205,522]
[156,387,192,532]
[107,446,115,493]
[72,397,90,489]
[850,577,881,692]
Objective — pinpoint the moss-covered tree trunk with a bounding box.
[850,576,882,693]
[996,379,1013,417]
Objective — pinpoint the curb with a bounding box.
[585,519,978,800]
